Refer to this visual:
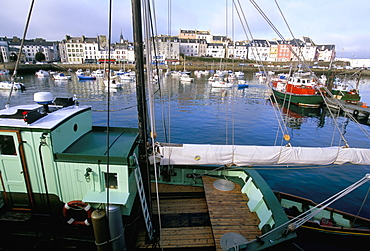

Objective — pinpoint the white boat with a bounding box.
[235,71,245,78]
[103,76,123,88]
[75,69,84,76]
[91,69,105,78]
[120,73,134,81]
[180,74,194,82]
[171,71,182,77]
[211,80,233,88]
[53,73,72,80]
[0,81,25,90]
[35,70,50,77]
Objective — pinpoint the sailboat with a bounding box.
[1,1,369,251]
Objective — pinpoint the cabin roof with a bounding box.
[55,126,139,164]
[0,104,91,130]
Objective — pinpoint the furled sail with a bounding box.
[158,144,370,166]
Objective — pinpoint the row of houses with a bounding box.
[0,29,336,65]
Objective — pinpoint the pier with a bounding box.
[324,97,370,123]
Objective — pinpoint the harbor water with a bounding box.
[1,70,370,222]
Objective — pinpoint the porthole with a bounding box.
[73,124,78,132]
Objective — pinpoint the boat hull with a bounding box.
[272,89,323,108]
[274,191,370,249]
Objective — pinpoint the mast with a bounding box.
[131,0,152,213]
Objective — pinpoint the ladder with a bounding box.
[134,167,154,241]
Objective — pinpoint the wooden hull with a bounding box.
[272,88,323,108]
[274,191,370,248]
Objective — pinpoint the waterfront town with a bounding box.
[1,29,370,69]
[0,29,337,65]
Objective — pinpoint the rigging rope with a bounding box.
[142,0,163,247]
[5,0,35,109]
[257,173,370,238]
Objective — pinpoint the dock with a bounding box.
[135,177,261,250]
[325,97,370,122]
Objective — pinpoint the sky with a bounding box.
[1,0,369,59]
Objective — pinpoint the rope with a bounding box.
[353,186,370,224]
[143,0,163,248]
[5,0,35,109]
[258,174,370,238]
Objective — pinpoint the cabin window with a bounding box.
[104,173,118,189]
[0,135,17,155]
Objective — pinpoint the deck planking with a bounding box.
[202,176,262,251]
[135,182,215,249]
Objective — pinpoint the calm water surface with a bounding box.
[1,71,370,220]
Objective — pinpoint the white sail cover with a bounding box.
[158,144,370,166]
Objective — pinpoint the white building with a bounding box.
[247,39,270,61]
[180,38,207,57]
[206,43,225,58]
[6,37,59,62]
[152,35,180,64]
[0,39,9,63]
[226,41,248,59]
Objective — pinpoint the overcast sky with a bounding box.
[1,0,369,58]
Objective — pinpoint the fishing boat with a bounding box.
[0,81,26,91]
[331,77,361,103]
[270,71,324,108]
[274,190,370,249]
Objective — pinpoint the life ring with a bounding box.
[62,200,93,226]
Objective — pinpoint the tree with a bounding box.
[35,52,46,62]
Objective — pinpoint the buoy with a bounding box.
[62,200,93,226]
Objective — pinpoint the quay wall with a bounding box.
[1,62,370,76]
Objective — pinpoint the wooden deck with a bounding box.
[202,176,261,251]
[135,178,261,250]
[135,183,215,249]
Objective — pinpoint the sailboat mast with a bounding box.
[131,0,152,210]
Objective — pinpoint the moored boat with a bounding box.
[270,71,324,108]
[331,77,361,103]
[91,69,105,78]
[274,190,370,249]
[0,81,26,90]
[180,73,194,82]
[77,74,96,80]
[35,69,50,77]
[53,73,72,80]
[211,80,233,88]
